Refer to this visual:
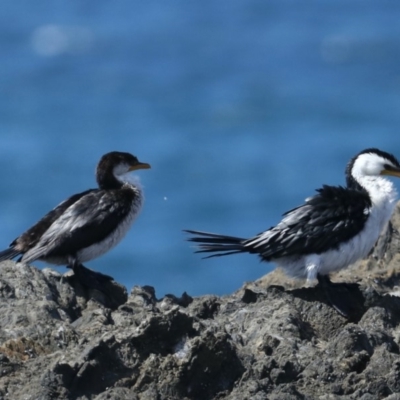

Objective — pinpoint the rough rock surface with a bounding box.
[2,204,400,399]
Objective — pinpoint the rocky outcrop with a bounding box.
[1,203,400,399]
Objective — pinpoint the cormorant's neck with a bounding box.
[96,168,123,190]
[348,172,398,207]
[346,174,366,192]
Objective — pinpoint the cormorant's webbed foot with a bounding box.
[68,262,114,291]
[317,274,359,319]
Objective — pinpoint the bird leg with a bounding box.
[316,274,358,319]
[67,260,114,291]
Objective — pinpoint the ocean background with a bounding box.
[1,1,400,298]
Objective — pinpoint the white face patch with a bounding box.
[353,153,383,175]
[113,163,142,186]
[352,153,387,177]
[113,162,130,177]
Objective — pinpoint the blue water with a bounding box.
[1,1,400,297]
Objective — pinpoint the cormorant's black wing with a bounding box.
[21,188,138,262]
[244,185,372,259]
[13,189,96,250]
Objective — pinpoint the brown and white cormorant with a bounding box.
[0,151,150,288]
[186,148,400,316]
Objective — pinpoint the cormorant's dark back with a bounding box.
[0,151,150,285]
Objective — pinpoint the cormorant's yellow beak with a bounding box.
[381,167,400,178]
[129,162,151,171]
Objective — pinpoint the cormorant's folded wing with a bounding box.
[244,185,372,259]
[21,189,136,263]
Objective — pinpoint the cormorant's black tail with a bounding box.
[0,247,21,262]
[185,230,247,258]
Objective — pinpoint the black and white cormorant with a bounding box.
[186,148,400,316]
[0,151,150,288]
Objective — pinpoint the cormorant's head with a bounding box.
[346,148,400,188]
[97,151,150,189]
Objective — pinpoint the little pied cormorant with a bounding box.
[0,151,150,289]
[186,148,400,316]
